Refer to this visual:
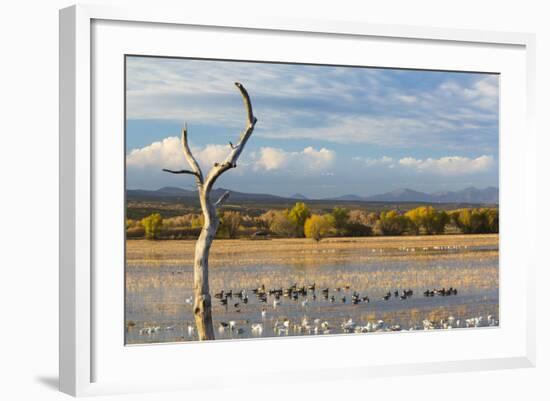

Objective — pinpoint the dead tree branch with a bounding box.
[214,191,231,208]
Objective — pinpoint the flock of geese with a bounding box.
[211,283,460,313]
[134,282,496,339]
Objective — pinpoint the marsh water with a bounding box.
[125,235,499,344]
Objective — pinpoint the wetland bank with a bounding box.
[125,234,499,343]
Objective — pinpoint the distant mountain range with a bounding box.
[127,186,498,204]
[358,187,499,204]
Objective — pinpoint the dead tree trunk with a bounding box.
[163,82,257,340]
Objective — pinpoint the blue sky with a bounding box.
[126,56,499,198]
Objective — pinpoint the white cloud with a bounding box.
[395,95,418,104]
[126,138,335,174]
[126,136,184,169]
[439,75,498,110]
[352,155,394,167]
[255,147,287,170]
[398,155,494,175]
[254,146,335,172]
[264,114,470,147]
[193,144,231,168]
[126,137,233,171]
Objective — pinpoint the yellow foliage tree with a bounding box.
[304,214,331,242]
[141,213,163,240]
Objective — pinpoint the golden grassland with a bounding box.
[126,234,499,299]
[127,234,497,266]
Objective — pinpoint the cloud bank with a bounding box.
[126,137,335,174]
[127,137,494,178]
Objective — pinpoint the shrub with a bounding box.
[377,210,409,236]
[304,214,331,242]
[219,211,242,239]
[328,207,350,236]
[269,210,296,237]
[344,222,373,237]
[288,202,311,237]
[451,208,499,234]
[141,213,163,240]
[405,206,449,235]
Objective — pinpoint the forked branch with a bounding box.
[204,82,257,192]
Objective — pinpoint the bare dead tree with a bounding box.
[163,82,257,340]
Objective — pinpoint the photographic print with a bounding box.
[125,56,499,344]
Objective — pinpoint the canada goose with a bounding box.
[220,298,228,305]
[261,308,267,318]
[234,303,240,308]
[394,290,399,297]
[242,295,249,304]
[341,296,346,303]
[214,291,224,299]
[330,295,336,302]
[382,292,391,301]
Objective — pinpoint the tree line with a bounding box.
[127,202,498,241]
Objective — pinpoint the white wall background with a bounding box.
[0,0,547,399]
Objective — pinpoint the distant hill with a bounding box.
[127,186,288,203]
[127,186,498,205]
[430,186,499,204]
[364,188,434,203]
[327,194,366,202]
[362,186,498,204]
[364,187,498,204]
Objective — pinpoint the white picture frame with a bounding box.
[59,4,536,397]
